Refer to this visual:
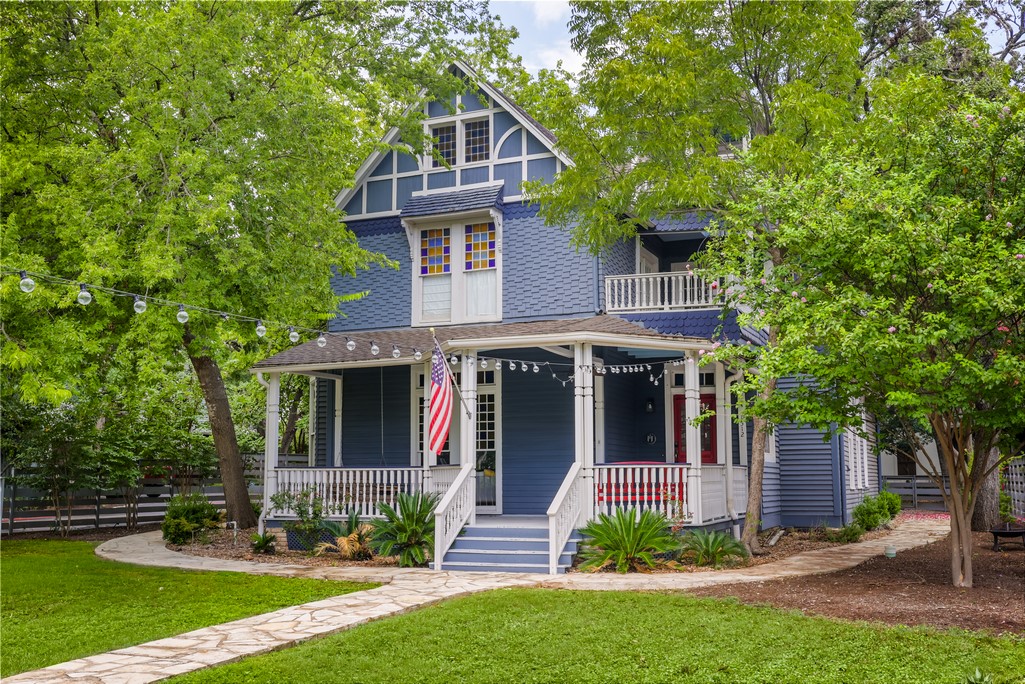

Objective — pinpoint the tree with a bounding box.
[1,1,513,525]
[522,0,865,553]
[710,76,1024,587]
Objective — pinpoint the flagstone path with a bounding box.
[7,517,949,684]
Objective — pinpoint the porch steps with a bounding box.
[441,524,582,574]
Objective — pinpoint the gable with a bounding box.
[337,63,567,220]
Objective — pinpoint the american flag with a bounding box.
[428,339,452,459]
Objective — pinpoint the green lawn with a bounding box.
[0,539,375,677]
[173,589,1025,684]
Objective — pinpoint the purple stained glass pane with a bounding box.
[488,241,495,249]
[421,266,429,275]
[488,259,495,268]
[443,246,450,254]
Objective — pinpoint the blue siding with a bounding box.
[527,157,557,184]
[366,179,392,214]
[427,171,456,190]
[598,238,634,311]
[339,367,411,467]
[502,365,574,514]
[313,377,336,466]
[428,97,455,118]
[397,151,420,173]
[602,370,666,462]
[369,152,393,177]
[494,111,517,143]
[462,90,488,112]
[343,187,363,216]
[498,129,522,158]
[396,175,423,210]
[525,131,547,155]
[494,162,523,197]
[762,458,782,528]
[502,203,597,320]
[329,223,411,332]
[460,166,489,185]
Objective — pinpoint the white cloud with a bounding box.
[529,0,570,28]
[525,40,584,75]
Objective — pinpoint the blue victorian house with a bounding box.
[253,62,879,573]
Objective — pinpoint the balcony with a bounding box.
[605,272,717,313]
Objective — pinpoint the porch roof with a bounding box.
[252,314,711,372]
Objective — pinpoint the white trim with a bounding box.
[715,363,727,465]
[333,377,343,467]
[594,362,606,465]
[445,332,708,352]
[308,377,316,466]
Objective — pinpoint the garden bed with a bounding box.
[688,529,1025,635]
[171,526,401,567]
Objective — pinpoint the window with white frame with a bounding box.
[431,124,457,168]
[845,411,872,491]
[414,219,499,325]
[412,368,497,466]
[763,427,777,464]
[430,118,490,168]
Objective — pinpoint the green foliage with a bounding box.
[162,494,222,544]
[678,529,749,567]
[578,508,679,573]
[250,532,277,555]
[961,669,995,684]
[999,489,1015,524]
[369,492,439,568]
[270,488,327,555]
[852,496,891,532]
[167,590,1025,684]
[823,524,865,544]
[317,510,374,561]
[877,490,903,519]
[0,540,374,676]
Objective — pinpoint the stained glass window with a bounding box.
[431,124,456,167]
[464,223,496,271]
[464,119,490,163]
[420,228,450,275]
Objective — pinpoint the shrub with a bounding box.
[251,532,277,554]
[877,490,902,519]
[579,509,679,573]
[678,529,748,567]
[270,488,327,554]
[370,492,439,567]
[852,495,889,531]
[317,510,373,560]
[162,494,221,544]
[823,523,864,543]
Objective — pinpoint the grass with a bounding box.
[173,589,1025,684]
[0,539,376,677]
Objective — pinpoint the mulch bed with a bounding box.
[172,527,400,567]
[8,523,163,543]
[690,529,1025,635]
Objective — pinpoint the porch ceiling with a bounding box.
[252,314,709,372]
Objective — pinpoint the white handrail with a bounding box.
[605,272,715,312]
[433,462,476,571]
[547,462,584,575]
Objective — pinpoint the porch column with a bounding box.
[460,352,478,524]
[262,372,281,534]
[574,344,594,526]
[594,360,605,465]
[421,359,433,492]
[333,377,343,467]
[685,351,702,523]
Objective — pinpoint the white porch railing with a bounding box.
[547,462,585,575]
[428,465,462,494]
[274,467,424,518]
[433,462,476,571]
[700,466,728,521]
[605,272,716,313]
[592,464,697,522]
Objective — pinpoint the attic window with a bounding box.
[432,124,456,167]
[464,119,490,163]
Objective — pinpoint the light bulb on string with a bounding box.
[480,359,488,369]
[414,349,423,361]
[649,374,655,382]
[450,355,459,365]
[288,327,300,344]
[18,271,35,293]
[520,362,527,372]
[133,296,147,314]
[317,333,327,348]
[77,284,92,306]
[392,345,401,359]
[220,313,230,321]
[255,320,267,337]
[346,337,356,351]
[654,379,659,386]
[176,304,189,324]
[370,342,380,356]
[508,360,516,371]
[533,363,539,374]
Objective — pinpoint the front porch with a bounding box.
[253,316,754,574]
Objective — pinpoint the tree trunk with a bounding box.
[935,427,973,587]
[279,384,303,455]
[741,326,779,556]
[971,460,1001,532]
[185,348,258,528]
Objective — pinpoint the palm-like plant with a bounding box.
[579,508,679,573]
[316,509,373,560]
[678,530,748,567]
[369,492,439,567]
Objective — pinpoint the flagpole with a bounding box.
[431,329,473,420]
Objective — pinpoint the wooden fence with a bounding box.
[881,475,948,510]
[1006,459,1025,519]
[0,453,307,536]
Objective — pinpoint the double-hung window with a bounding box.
[430,118,490,167]
[414,219,499,325]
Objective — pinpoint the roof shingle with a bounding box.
[400,185,504,219]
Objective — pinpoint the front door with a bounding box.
[673,394,717,464]
[474,389,500,513]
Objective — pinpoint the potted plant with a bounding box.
[269,488,331,553]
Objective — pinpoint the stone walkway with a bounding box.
[7,518,949,684]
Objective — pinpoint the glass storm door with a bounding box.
[673,394,717,464]
[475,391,499,513]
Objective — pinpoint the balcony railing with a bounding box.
[605,272,716,313]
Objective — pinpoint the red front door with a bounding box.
[673,394,717,464]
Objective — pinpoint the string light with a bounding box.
[133,295,147,314]
[370,341,380,356]
[77,284,92,305]
[392,345,401,359]
[176,304,189,323]
[414,349,423,361]
[346,337,356,351]
[19,271,35,293]
[480,359,488,369]
[317,333,327,348]
[532,363,539,373]
[288,327,300,343]
[255,320,267,337]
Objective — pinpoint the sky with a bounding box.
[492,1,581,74]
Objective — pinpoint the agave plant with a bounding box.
[579,508,679,573]
[678,529,748,567]
[316,509,373,560]
[369,492,439,567]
